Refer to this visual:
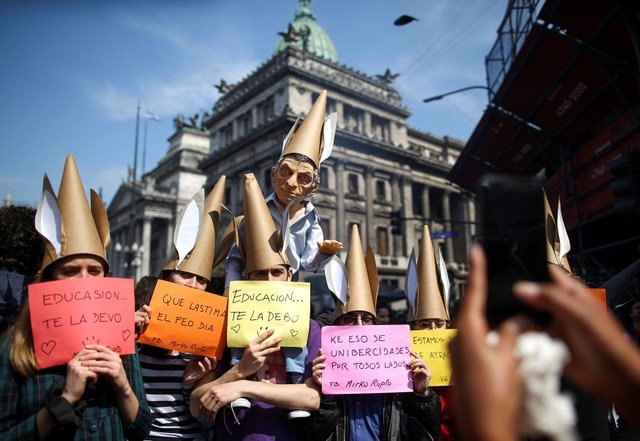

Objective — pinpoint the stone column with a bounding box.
[230,174,240,214]
[335,160,346,245]
[251,107,258,129]
[401,177,415,256]
[442,191,454,264]
[142,216,152,278]
[166,216,175,261]
[365,167,375,250]
[364,111,372,137]
[391,176,402,257]
[336,102,345,129]
[422,186,431,226]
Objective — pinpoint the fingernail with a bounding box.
[513,281,540,297]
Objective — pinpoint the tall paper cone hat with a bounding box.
[36,154,110,276]
[243,173,288,274]
[164,176,226,281]
[414,225,449,321]
[334,224,378,321]
[281,90,327,168]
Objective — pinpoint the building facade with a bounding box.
[107,0,474,313]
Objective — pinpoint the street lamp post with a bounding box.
[422,85,490,104]
[142,112,160,177]
[126,104,141,278]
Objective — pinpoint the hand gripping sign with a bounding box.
[410,329,457,386]
[138,280,227,359]
[227,280,310,348]
[28,277,135,370]
[321,324,413,395]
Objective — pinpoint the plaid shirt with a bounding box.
[0,339,151,440]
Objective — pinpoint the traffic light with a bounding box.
[609,150,640,218]
[390,209,402,235]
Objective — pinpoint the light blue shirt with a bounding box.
[224,193,330,288]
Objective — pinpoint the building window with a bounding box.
[320,167,329,188]
[376,227,389,257]
[257,96,275,126]
[237,110,252,137]
[343,104,363,134]
[320,218,330,239]
[371,114,389,142]
[220,123,233,148]
[348,173,359,194]
[376,180,386,200]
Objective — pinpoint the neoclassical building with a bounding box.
[108,0,474,312]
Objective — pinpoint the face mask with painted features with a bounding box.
[272,157,316,205]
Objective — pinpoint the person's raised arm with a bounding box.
[514,267,640,430]
[450,245,523,441]
[189,329,281,418]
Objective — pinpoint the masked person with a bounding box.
[0,154,151,440]
[405,225,455,440]
[224,90,342,290]
[305,225,441,441]
[190,173,322,440]
[135,177,230,440]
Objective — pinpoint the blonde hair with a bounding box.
[9,301,37,378]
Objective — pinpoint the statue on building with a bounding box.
[173,114,186,130]
[376,68,400,85]
[214,79,232,94]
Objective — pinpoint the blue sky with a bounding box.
[0,0,506,207]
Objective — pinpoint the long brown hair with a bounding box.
[8,269,56,378]
[9,301,37,378]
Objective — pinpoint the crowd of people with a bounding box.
[1,90,640,441]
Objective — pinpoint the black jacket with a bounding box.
[300,391,441,441]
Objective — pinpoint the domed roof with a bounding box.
[274,0,338,63]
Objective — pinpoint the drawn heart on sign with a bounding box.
[122,330,131,341]
[231,324,241,334]
[290,330,299,338]
[41,340,56,356]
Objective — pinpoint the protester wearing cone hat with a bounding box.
[309,224,441,441]
[135,177,228,440]
[0,154,151,441]
[224,90,341,289]
[405,225,450,331]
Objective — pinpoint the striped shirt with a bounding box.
[139,346,205,440]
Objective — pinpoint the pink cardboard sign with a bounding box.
[28,277,135,369]
[321,324,412,395]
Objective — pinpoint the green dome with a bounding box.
[274,0,338,63]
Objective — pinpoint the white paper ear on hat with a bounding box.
[404,248,418,315]
[320,113,338,164]
[325,255,348,306]
[35,184,62,256]
[557,199,571,260]
[437,247,450,315]
[174,189,205,267]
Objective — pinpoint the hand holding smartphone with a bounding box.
[476,174,552,328]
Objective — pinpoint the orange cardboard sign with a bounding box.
[588,288,607,310]
[138,280,227,358]
[28,277,135,370]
